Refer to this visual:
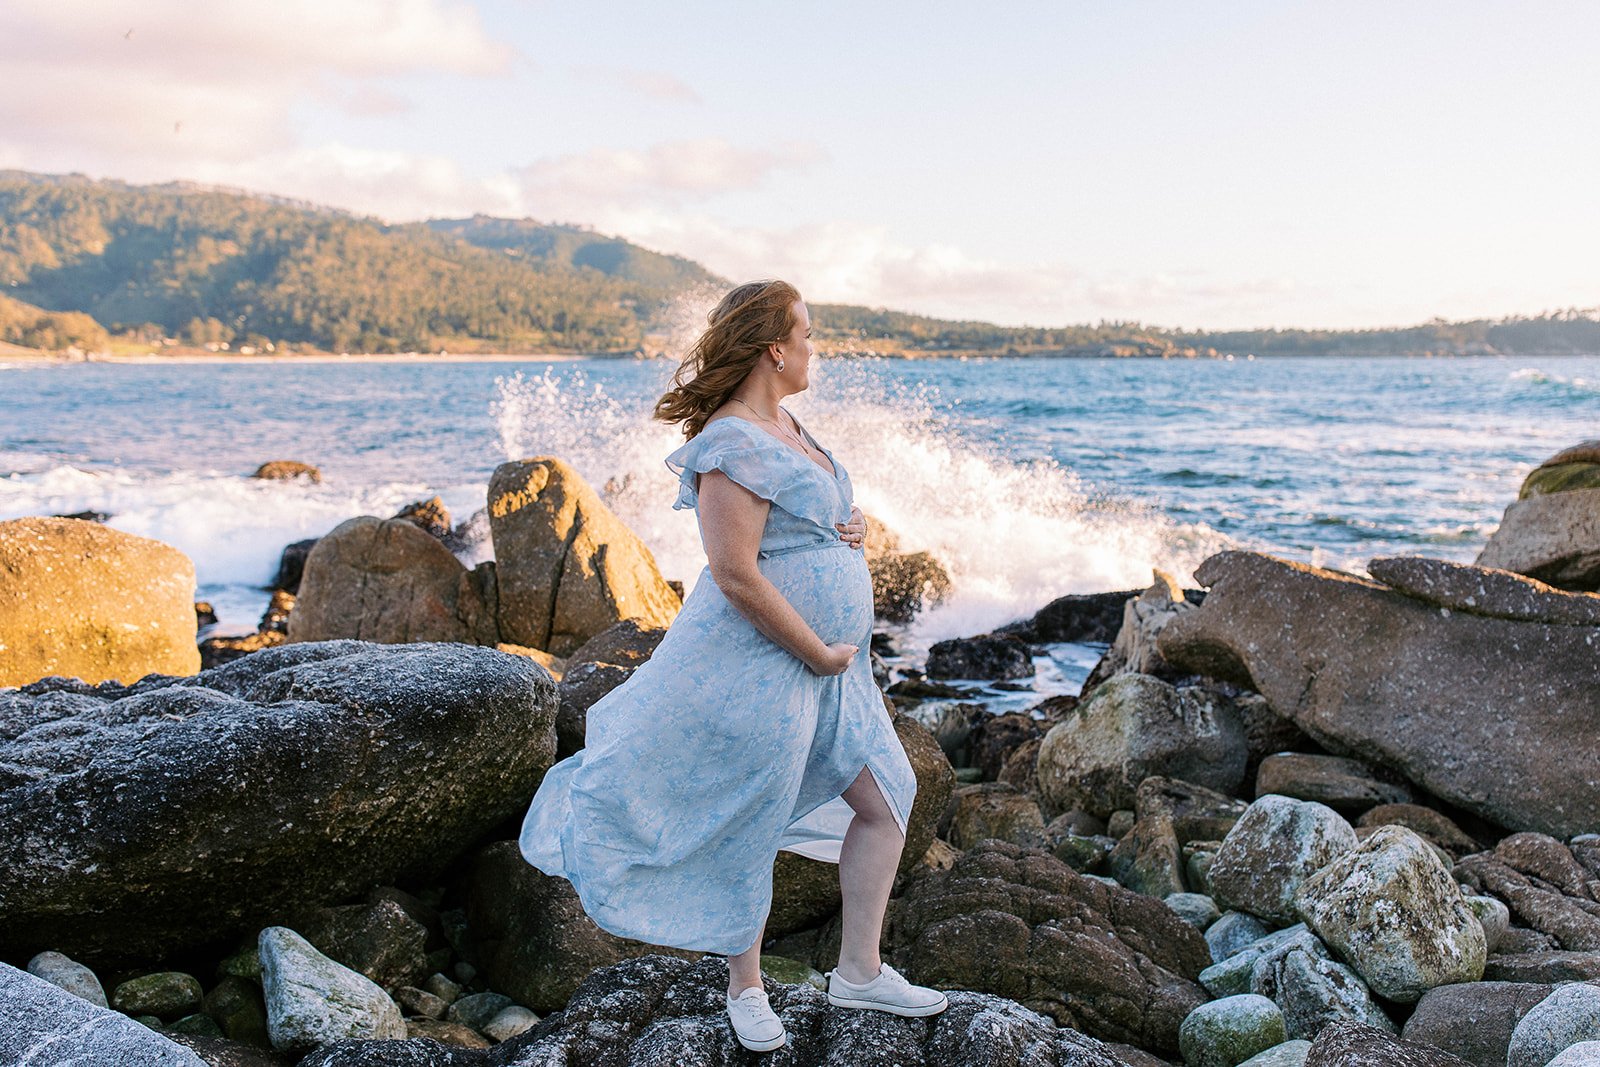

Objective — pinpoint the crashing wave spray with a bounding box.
[489,354,1232,657]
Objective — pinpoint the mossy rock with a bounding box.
[1520,460,1600,499]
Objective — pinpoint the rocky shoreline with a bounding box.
[2,442,1599,1065]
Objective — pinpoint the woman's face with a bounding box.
[775,300,814,391]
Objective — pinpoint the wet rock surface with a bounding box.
[1158,550,1600,838]
[880,839,1210,1054]
[0,640,558,964]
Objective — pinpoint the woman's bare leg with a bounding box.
[833,765,906,983]
[727,920,766,997]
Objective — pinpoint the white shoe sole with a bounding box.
[825,988,949,1017]
[730,1023,787,1052]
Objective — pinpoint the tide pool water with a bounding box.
[4,354,1597,692]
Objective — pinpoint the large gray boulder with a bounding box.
[287,516,499,645]
[1036,673,1247,820]
[1507,982,1600,1067]
[1248,933,1393,1040]
[1179,994,1287,1067]
[299,952,1142,1066]
[1477,486,1600,591]
[0,516,200,687]
[0,961,206,1065]
[1207,795,1358,925]
[1295,826,1486,1002]
[488,458,680,656]
[1403,981,1554,1067]
[1158,550,1600,838]
[1305,1021,1475,1065]
[0,641,557,964]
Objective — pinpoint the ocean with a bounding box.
[5,353,1597,704]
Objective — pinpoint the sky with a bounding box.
[1,0,1595,331]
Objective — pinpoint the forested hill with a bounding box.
[0,171,710,352]
[1,170,1596,357]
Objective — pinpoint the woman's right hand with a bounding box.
[808,642,859,676]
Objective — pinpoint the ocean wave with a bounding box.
[0,463,489,632]
[1510,367,1600,397]
[491,359,1235,665]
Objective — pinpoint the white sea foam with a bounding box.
[490,357,1233,663]
[1511,366,1600,396]
[0,463,489,634]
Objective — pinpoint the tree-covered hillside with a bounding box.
[0,172,673,352]
[0,170,1595,357]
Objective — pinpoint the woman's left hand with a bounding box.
[836,505,867,550]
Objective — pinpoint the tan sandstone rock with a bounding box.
[0,516,199,686]
[287,516,498,645]
[488,458,680,656]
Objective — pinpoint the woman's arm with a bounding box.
[697,468,858,676]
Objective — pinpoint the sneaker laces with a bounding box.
[874,963,911,991]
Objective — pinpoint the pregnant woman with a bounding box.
[518,279,948,1051]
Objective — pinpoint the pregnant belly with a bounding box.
[759,543,874,647]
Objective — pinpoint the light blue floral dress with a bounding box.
[518,412,917,957]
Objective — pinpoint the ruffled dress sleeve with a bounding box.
[663,418,840,529]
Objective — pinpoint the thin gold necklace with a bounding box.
[731,397,809,453]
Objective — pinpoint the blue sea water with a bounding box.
[4,353,1597,698]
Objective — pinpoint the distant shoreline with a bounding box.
[0,345,609,365]
[3,343,1598,365]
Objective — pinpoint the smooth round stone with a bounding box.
[1508,984,1600,1067]
[1238,1041,1312,1067]
[445,991,513,1032]
[1548,1042,1600,1066]
[1179,994,1287,1067]
[259,926,405,1053]
[482,1005,540,1042]
[111,972,203,1020]
[26,951,107,1007]
[423,972,463,1004]
[217,946,262,981]
[1208,912,1273,963]
[1467,894,1510,953]
[1166,892,1223,930]
[394,985,449,1020]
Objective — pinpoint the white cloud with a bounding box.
[512,138,825,220]
[572,65,702,103]
[0,0,508,164]
[569,209,1298,328]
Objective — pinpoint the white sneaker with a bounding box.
[726,985,787,1051]
[825,962,949,1017]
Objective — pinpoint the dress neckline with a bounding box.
[707,412,841,481]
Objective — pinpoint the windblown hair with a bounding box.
[653,280,802,439]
